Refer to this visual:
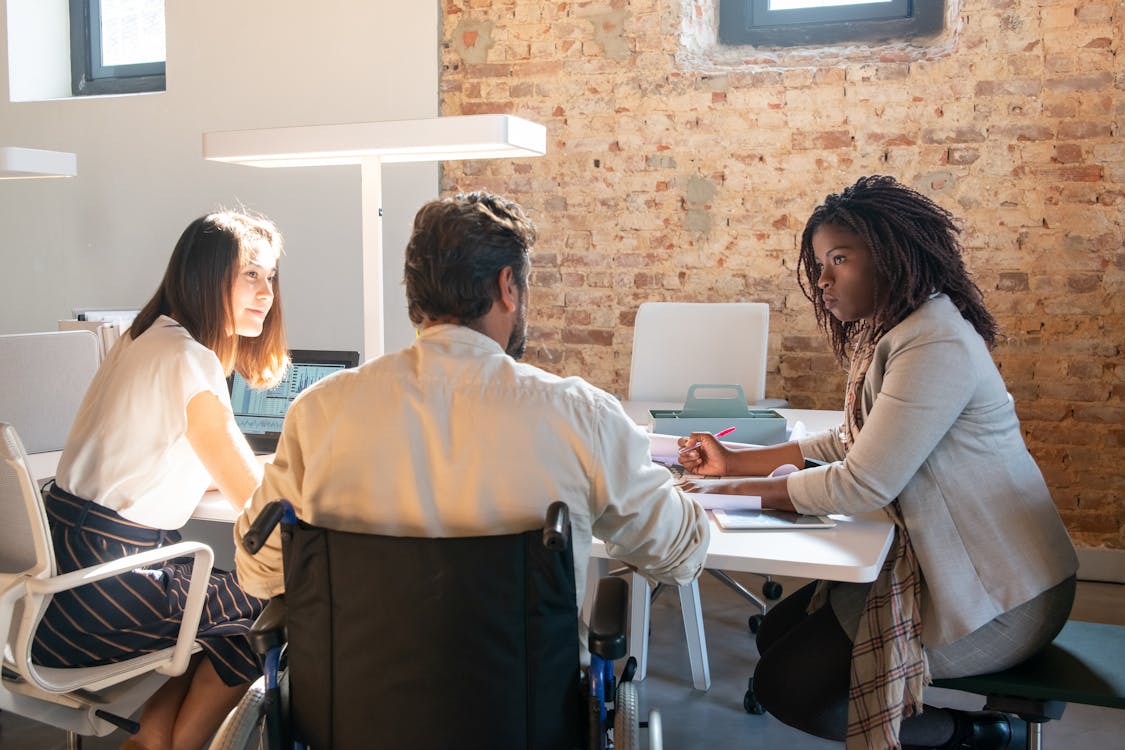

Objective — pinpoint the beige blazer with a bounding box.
[788,295,1077,646]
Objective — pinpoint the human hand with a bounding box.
[677,432,730,476]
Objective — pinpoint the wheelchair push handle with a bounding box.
[242,499,297,554]
[543,501,571,550]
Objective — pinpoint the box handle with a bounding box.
[679,384,752,418]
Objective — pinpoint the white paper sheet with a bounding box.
[649,433,762,510]
[685,491,762,511]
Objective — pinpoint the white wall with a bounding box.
[0,0,439,358]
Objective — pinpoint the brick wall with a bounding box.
[438,0,1124,548]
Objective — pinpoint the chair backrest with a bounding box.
[0,422,54,582]
[281,518,583,750]
[0,331,101,453]
[1,421,57,700]
[628,301,770,403]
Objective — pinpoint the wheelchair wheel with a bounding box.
[210,676,267,750]
[613,679,640,750]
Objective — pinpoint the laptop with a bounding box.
[229,349,360,454]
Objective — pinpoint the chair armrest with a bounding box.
[249,596,287,657]
[589,575,628,661]
[26,542,212,595]
[25,541,214,677]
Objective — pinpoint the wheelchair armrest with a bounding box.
[543,501,571,550]
[243,500,291,554]
[250,595,288,656]
[588,575,628,661]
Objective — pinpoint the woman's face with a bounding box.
[229,240,277,337]
[811,223,878,324]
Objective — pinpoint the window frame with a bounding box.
[719,0,945,48]
[69,0,165,96]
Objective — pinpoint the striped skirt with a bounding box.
[31,484,266,687]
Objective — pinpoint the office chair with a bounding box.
[627,301,786,409]
[0,330,101,453]
[624,302,787,690]
[212,499,661,750]
[0,421,214,746]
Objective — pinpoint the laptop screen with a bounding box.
[229,349,359,452]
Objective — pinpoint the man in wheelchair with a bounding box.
[227,192,709,748]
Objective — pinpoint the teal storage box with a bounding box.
[650,384,788,446]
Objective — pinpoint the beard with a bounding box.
[505,290,528,360]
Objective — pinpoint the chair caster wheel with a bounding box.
[763,580,783,600]
[744,678,766,715]
[748,614,764,634]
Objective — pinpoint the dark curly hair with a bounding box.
[797,175,997,363]
[404,192,536,327]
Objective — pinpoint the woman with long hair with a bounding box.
[33,211,290,750]
[679,176,1077,750]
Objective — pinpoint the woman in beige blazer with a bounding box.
[679,176,1077,750]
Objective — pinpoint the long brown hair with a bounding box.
[131,211,289,388]
[797,175,997,363]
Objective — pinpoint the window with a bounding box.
[69,0,165,95]
[719,0,944,47]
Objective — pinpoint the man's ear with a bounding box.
[496,266,518,313]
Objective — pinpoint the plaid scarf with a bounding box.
[812,325,930,750]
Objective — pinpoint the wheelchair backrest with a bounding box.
[282,520,583,750]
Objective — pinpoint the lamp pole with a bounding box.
[360,157,384,360]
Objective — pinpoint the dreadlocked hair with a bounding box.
[796,175,997,364]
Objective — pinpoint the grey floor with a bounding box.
[2,574,1123,749]
[638,573,1125,749]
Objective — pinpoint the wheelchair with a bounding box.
[211,500,662,749]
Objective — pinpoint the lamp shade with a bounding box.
[202,114,547,168]
[0,147,77,179]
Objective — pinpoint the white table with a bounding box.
[593,402,895,691]
[28,450,239,523]
[30,404,894,693]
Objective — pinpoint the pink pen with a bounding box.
[679,426,737,454]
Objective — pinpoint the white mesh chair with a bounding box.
[620,302,789,691]
[0,331,101,453]
[627,301,785,408]
[0,422,213,743]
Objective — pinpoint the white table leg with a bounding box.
[678,580,711,691]
[629,571,651,681]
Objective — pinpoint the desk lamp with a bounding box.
[202,115,547,360]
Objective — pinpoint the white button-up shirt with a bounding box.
[236,324,708,617]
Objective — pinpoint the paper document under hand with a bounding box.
[649,433,762,510]
[682,480,762,511]
[687,493,762,511]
